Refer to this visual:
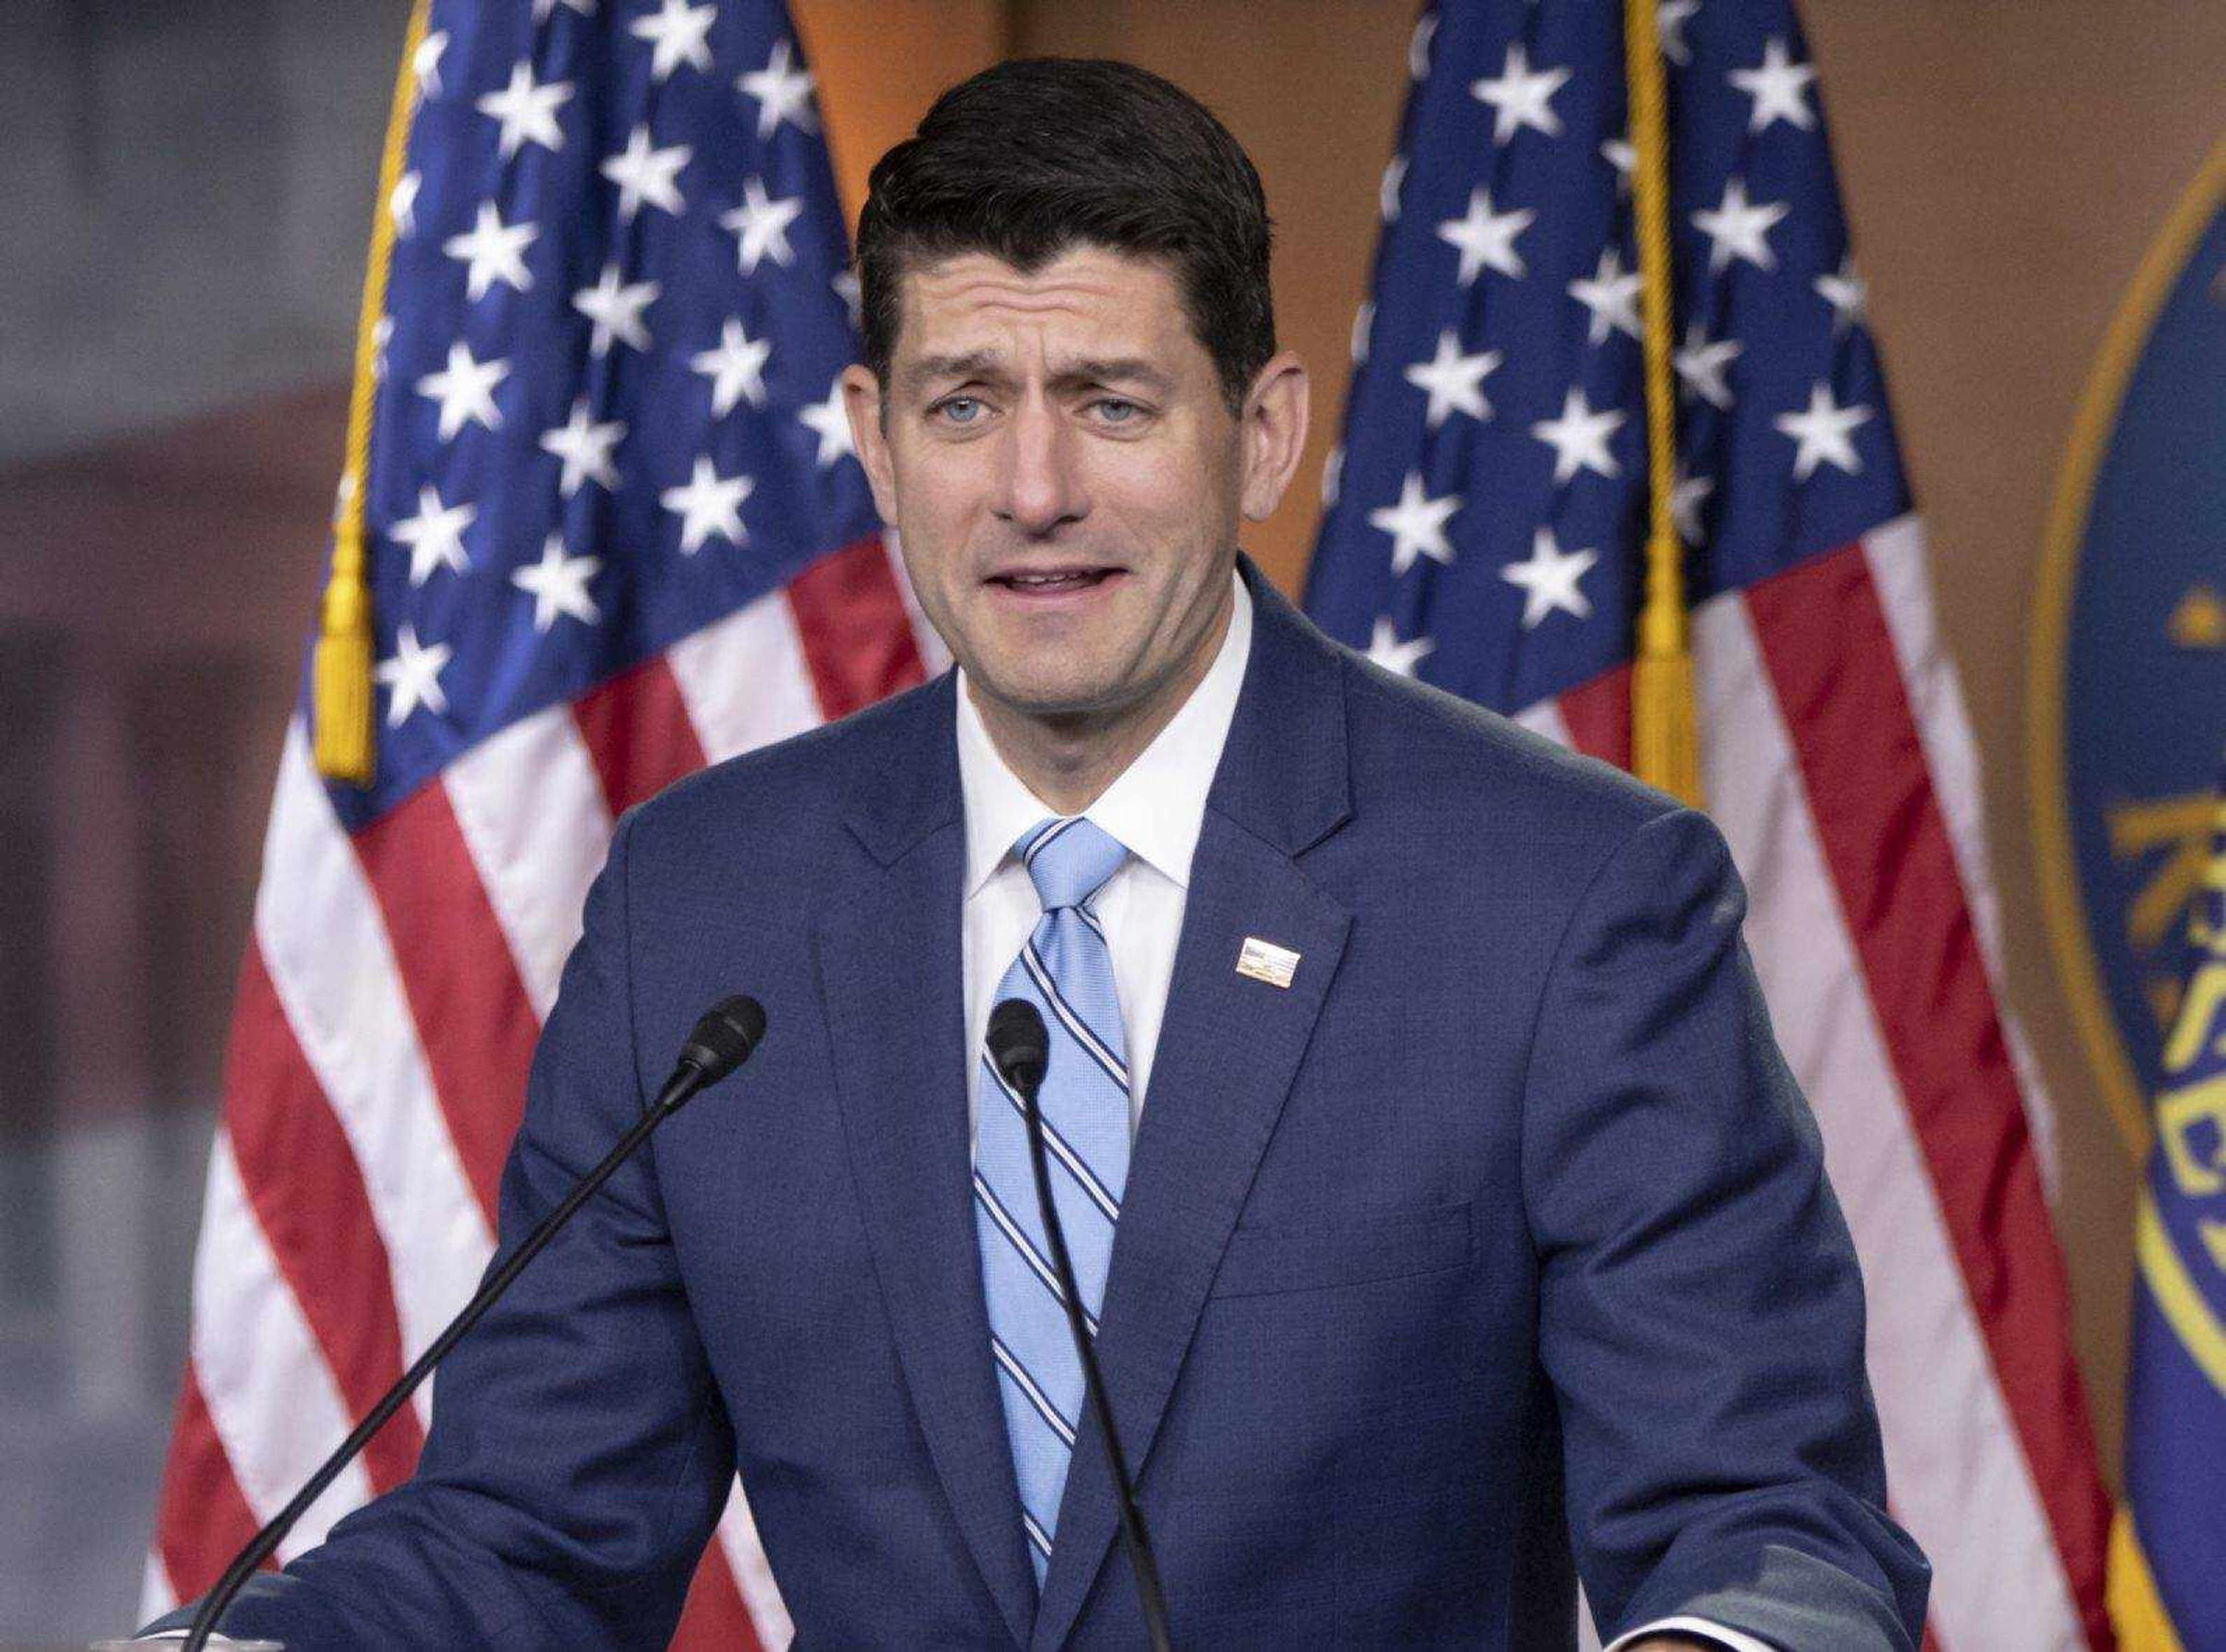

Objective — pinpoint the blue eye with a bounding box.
[937,396,982,424]
[1095,399,1140,423]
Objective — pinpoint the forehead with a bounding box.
[892,245,1198,366]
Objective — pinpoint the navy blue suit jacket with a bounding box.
[168,561,1927,1648]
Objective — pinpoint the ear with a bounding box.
[840,363,900,525]
[1238,349,1311,523]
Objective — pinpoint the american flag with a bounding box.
[1306,3,2114,1647]
[143,1,931,1643]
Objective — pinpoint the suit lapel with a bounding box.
[1030,563,1355,1650]
[817,675,1039,1647]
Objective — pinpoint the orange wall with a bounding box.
[793,1,1011,235]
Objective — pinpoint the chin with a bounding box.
[984,678,1125,721]
[969,658,1137,719]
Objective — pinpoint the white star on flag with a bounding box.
[1569,248,1643,344]
[539,396,626,496]
[660,457,755,553]
[389,170,421,239]
[1368,470,1461,574]
[413,30,448,99]
[723,177,803,275]
[442,202,538,300]
[532,0,596,17]
[1437,187,1535,285]
[376,625,453,726]
[1657,1,1700,67]
[1365,616,1434,677]
[371,315,393,381]
[1671,468,1714,544]
[1501,528,1598,628]
[390,485,477,585]
[1530,386,1625,483]
[1815,256,1868,333]
[511,536,603,632]
[629,0,716,82]
[416,341,509,439]
[1729,37,1819,133]
[1322,443,1344,510]
[798,380,856,468]
[1380,155,1408,223]
[1470,43,1570,144]
[737,38,818,139]
[1775,381,1872,479]
[1351,300,1376,366]
[832,269,863,327]
[1409,13,1436,81]
[1403,330,1501,428]
[1601,137,1635,195]
[1675,321,1742,408]
[601,125,691,221]
[693,319,773,416]
[477,61,572,159]
[1693,176,1791,272]
[573,263,661,356]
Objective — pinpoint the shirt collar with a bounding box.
[956,569,1253,898]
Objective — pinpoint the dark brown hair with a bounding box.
[854,58,1276,416]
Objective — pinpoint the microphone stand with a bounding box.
[996,1006,1174,1652]
[183,996,765,1651]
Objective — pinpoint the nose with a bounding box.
[992,392,1089,537]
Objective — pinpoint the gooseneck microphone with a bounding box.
[987,998,1173,1652]
[183,995,768,1652]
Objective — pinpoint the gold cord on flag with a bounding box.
[314,0,434,784]
[1623,0,1703,807]
[2108,1504,2189,1652]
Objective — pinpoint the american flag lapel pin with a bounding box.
[1235,936,1301,989]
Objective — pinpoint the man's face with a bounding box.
[842,245,1303,728]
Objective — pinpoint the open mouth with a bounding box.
[987,567,1123,594]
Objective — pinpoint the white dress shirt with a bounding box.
[954,569,1767,1652]
[958,572,1253,1147]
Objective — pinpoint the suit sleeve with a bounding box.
[144,806,734,1650]
[1519,806,1931,1651]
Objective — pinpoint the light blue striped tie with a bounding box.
[973,815,1133,1585]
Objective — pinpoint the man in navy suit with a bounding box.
[160,57,1927,1649]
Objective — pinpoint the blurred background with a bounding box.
[0,1,2218,1642]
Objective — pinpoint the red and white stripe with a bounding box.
[146,536,922,1648]
[1526,515,2112,1651]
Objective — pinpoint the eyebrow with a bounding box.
[899,352,1175,395]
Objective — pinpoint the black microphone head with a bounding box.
[678,995,766,1085]
[987,998,1050,1093]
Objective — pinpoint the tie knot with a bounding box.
[1014,816,1127,912]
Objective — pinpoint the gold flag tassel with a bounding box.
[314,0,434,785]
[1623,0,1703,808]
